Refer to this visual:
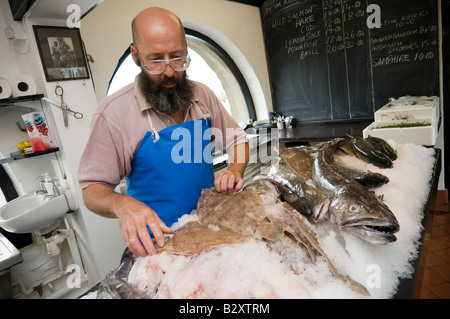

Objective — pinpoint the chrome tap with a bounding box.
[34,174,48,196]
[50,179,61,196]
[34,174,60,199]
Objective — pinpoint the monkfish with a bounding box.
[197,179,370,296]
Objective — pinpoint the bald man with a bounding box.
[78,7,249,257]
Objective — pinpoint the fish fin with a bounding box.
[338,274,371,296]
[337,139,357,157]
[350,279,371,296]
[256,221,283,241]
[283,204,370,296]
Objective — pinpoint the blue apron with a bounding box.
[126,106,214,234]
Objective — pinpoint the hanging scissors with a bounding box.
[54,85,84,127]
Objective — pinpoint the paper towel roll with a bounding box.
[0,77,12,99]
[9,74,37,97]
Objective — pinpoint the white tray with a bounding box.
[363,121,437,146]
[374,96,439,123]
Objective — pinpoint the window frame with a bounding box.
[184,28,256,120]
[0,165,18,203]
[107,45,132,96]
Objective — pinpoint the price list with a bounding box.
[369,0,439,108]
[261,0,439,124]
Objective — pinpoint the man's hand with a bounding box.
[82,184,172,257]
[113,195,173,256]
[214,169,245,193]
[214,142,249,193]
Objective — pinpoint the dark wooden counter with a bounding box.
[393,148,441,298]
[276,121,372,143]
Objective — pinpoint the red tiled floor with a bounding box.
[425,252,447,267]
[427,282,450,299]
[419,286,438,298]
[422,268,446,286]
[430,264,450,282]
[435,248,450,263]
[429,238,448,251]
[416,200,450,299]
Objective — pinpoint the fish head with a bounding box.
[331,192,400,244]
[245,179,280,205]
[352,137,393,168]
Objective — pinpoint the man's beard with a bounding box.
[138,70,195,115]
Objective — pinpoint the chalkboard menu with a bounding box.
[261,0,439,124]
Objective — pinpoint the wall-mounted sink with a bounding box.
[0,190,77,235]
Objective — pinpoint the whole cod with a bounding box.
[313,138,400,244]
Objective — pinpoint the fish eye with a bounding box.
[349,205,360,213]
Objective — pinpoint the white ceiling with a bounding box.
[26,0,102,20]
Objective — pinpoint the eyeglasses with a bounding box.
[142,55,191,74]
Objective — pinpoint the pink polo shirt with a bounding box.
[77,77,247,190]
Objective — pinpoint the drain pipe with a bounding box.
[12,253,64,296]
[12,217,88,297]
[12,229,71,296]
[43,229,70,257]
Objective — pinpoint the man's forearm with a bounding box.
[82,183,124,218]
[228,142,249,177]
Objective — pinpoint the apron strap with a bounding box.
[145,102,209,143]
[146,111,160,143]
[194,102,210,121]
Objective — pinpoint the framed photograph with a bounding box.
[33,25,90,82]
